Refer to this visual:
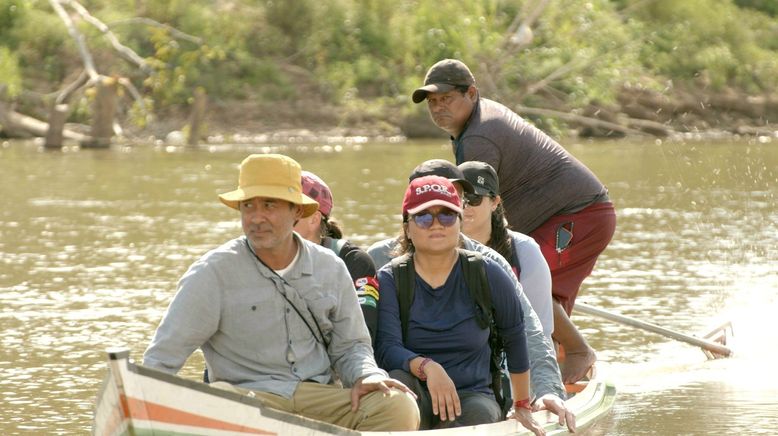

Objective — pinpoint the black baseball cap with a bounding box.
[458,161,499,197]
[408,159,474,194]
[412,59,476,104]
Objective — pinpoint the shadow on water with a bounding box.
[0,137,776,434]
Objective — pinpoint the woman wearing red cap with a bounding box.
[375,175,545,435]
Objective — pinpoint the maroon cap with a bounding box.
[402,175,463,216]
[412,59,476,104]
[300,171,333,216]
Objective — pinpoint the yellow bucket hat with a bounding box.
[218,154,319,217]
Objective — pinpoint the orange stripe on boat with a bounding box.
[121,394,277,435]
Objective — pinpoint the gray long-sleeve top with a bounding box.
[143,234,386,398]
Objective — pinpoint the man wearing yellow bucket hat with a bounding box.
[144,154,420,431]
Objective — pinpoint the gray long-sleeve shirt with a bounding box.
[366,235,565,400]
[143,234,386,398]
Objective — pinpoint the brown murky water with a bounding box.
[1,137,776,434]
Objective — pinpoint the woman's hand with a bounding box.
[424,361,461,422]
[507,406,546,436]
[534,393,576,432]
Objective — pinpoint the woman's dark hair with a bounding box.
[394,219,413,256]
[320,215,343,240]
[487,202,514,267]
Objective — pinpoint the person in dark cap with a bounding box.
[413,59,617,384]
[367,159,474,269]
[367,159,576,432]
[458,161,553,342]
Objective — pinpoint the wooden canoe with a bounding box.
[93,348,615,436]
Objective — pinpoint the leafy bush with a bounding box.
[0,47,22,97]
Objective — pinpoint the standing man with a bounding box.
[143,154,419,431]
[412,59,617,384]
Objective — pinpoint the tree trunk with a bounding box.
[187,87,207,147]
[45,104,69,149]
[85,76,118,148]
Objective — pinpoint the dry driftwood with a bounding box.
[0,102,89,142]
[513,104,668,137]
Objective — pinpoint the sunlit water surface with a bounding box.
[0,137,776,434]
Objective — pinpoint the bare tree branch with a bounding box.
[48,0,99,82]
[523,56,588,97]
[117,76,146,113]
[514,104,657,136]
[64,0,151,73]
[55,70,89,104]
[502,0,550,50]
[108,17,203,44]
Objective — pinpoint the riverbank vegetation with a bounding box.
[1,0,777,142]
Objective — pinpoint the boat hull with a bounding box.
[93,349,615,436]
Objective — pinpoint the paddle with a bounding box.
[574,302,733,359]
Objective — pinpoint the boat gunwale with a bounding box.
[95,350,616,435]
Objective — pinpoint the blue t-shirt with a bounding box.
[375,255,528,395]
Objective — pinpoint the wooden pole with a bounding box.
[187,87,207,147]
[574,302,732,358]
[45,104,69,149]
[85,76,118,148]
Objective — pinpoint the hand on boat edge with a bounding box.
[534,393,576,433]
[507,406,546,436]
[350,374,417,412]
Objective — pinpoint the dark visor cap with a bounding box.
[412,59,476,104]
[408,159,475,194]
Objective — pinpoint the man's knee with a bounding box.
[383,389,420,430]
[363,389,419,431]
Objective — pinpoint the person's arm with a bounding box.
[512,233,554,341]
[142,261,221,373]
[374,267,420,372]
[366,237,398,270]
[340,245,379,345]
[488,262,544,436]
[464,237,565,399]
[325,259,386,386]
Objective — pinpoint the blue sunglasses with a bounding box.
[410,210,459,229]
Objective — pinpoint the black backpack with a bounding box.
[391,248,512,418]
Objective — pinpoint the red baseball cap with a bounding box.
[300,171,334,216]
[402,175,463,217]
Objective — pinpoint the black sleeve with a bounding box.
[340,243,379,346]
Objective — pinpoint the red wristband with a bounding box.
[417,357,432,381]
[514,398,531,411]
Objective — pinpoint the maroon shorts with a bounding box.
[529,202,616,315]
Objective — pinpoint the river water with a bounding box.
[1,137,776,435]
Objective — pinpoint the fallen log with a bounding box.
[0,103,90,143]
[513,104,670,137]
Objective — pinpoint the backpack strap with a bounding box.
[457,248,512,417]
[458,249,492,329]
[390,253,415,342]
